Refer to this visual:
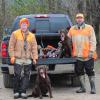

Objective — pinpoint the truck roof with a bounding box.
[16,14,70,18]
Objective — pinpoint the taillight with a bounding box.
[1,42,7,57]
[2,42,7,49]
[1,51,7,57]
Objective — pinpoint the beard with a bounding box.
[77,21,85,27]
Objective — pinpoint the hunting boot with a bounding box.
[89,76,96,94]
[76,75,86,93]
[14,93,20,99]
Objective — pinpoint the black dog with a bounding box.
[29,66,53,99]
[59,29,72,58]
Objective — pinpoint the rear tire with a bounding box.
[3,73,13,88]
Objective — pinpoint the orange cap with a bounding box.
[76,13,84,18]
[19,18,30,27]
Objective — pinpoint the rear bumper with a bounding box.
[0,64,75,75]
[0,64,14,74]
[31,65,75,75]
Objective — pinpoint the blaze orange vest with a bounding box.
[68,24,97,60]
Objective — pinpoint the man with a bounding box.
[9,18,38,99]
[68,13,97,94]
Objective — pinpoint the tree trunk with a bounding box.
[0,0,6,43]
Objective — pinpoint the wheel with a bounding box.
[3,73,13,88]
[49,64,55,70]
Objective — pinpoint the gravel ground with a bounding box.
[0,59,100,100]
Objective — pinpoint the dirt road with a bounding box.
[0,60,100,100]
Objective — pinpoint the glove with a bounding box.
[88,51,93,58]
[33,59,37,64]
[10,56,15,64]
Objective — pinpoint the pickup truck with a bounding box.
[1,14,78,88]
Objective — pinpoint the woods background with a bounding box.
[0,0,100,45]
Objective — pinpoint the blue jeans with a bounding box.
[13,63,32,93]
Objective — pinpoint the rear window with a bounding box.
[49,17,70,33]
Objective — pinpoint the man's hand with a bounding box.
[10,56,15,64]
[33,59,37,64]
[88,51,93,58]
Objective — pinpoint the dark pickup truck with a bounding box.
[1,14,78,88]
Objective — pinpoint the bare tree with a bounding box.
[86,0,100,44]
[0,0,6,42]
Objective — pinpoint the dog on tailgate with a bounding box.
[29,66,53,99]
